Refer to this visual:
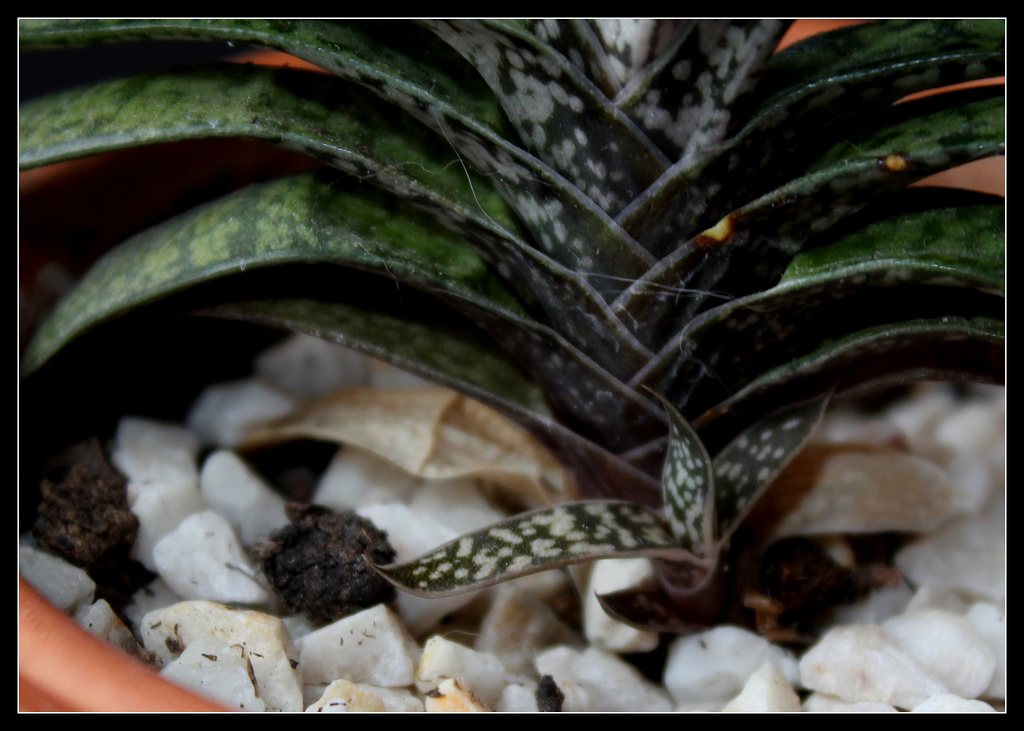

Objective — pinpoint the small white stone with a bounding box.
[186,378,298,448]
[799,624,948,709]
[74,599,143,656]
[802,693,898,712]
[415,635,507,707]
[423,677,492,712]
[895,497,1005,602]
[199,450,289,546]
[662,625,799,705]
[536,646,672,712]
[152,511,269,604]
[582,558,659,653]
[408,478,508,535]
[294,603,419,688]
[882,609,995,699]
[304,679,386,712]
[494,680,540,712]
[475,583,580,676]
[911,693,997,712]
[254,333,371,400]
[831,581,913,626]
[905,584,970,615]
[110,416,200,484]
[160,634,266,711]
[722,662,801,712]
[123,577,183,629]
[965,601,1006,700]
[314,448,421,511]
[19,544,95,613]
[140,600,303,712]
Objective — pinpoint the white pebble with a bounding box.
[152,511,269,604]
[722,662,801,712]
[74,599,142,656]
[662,625,799,705]
[423,677,492,712]
[965,601,1006,700]
[19,543,95,613]
[314,448,421,511]
[475,584,580,676]
[802,693,898,712]
[186,378,298,448]
[495,680,540,712]
[110,416,200,484]
[140,600,303,712]
[199,450,289,546]
[911,693,997,712]
[882,609,995,699]
[799,624,948,709]
[408,478,508,535]
[582,559,659,653]
[254,333,370,400]
[416,635,507,707]
[294,603,419,688]
[304,679,386,712]
[536,646,672,712]
[895,497,1005,602]
[160,634,266,711]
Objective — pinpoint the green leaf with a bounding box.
[374,501,688,596]
[649,391,715,556]
[615,89,1004,348]
[18,63,650,379]
[711,392,829,540]
[618,19,1004,257]
[694,316,1004,448]
[616,20,790,163]
[424,20,670,216]
[21,170,524,374]
[20,18,658,295]
[638,196,1004,416]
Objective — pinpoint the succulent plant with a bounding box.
[19,20,1004,631]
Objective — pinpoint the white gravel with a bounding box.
[19,333,1005,712]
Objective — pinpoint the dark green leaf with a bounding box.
[617,20,790,163]
[649,392,715,556]
[374,501,688,596]
[615,89,1004,348]
[424,20,669,217]
[711,393,829,540]
[618,19,1004,257]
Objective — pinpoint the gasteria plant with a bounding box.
[19,20,1004,631]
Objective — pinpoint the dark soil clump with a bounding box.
[32,437,152,607]
[255,503,397,625]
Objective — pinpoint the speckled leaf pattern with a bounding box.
[617,19,1005,258]
[374,501,688,596]
[18,18,658,295]
[649,392,715,556]
[637,196,1005,415]
[21,170,527,373]
[615,88,1005,348]
[19,20,1004,608]
[424,20,670,217]
[17,62,649,379]
[617,20,790,163]
[711,393,829,540]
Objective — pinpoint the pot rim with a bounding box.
[18,576,229,712]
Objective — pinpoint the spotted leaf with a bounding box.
[373,501,688,596]
[712,392,830,541]
[648,391,715,556]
